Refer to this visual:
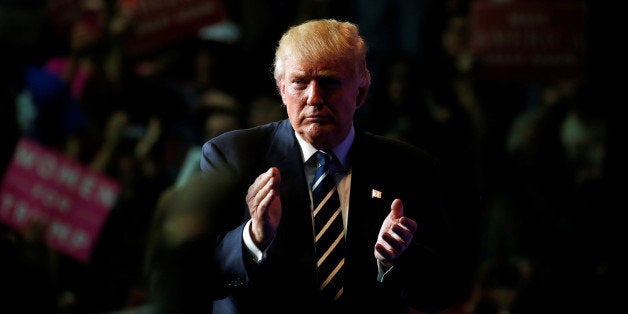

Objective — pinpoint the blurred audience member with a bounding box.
[175,88,243,187]
[499,80,613,312]
[246,94,286,127]
[141,172,237,313]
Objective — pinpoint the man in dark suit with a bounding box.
[200,19,467,314]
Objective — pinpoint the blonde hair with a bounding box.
[273,19,371,88]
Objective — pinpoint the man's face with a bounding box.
[278,56,364,150]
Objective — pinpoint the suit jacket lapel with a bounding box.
[266,120,315,261]
[266,120,309,208]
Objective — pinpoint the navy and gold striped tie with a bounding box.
[312,151,345,301]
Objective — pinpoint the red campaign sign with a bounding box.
[0,138,120,263]
[120,0,228,56]
[470,1,587,79]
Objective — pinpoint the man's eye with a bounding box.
[319,78,341,89]
[291,80,308,89]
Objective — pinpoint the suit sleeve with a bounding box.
[200,140,230,173]
[215,223,251,290]
[199,137,265,296]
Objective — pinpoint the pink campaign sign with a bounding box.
[0,138,120,263]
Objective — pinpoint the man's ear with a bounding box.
[356,85,368,108]
[276,78,286,100]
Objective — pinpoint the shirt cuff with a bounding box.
[243,219,267,264]
[377,261,395,282]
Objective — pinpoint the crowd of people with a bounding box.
[0,0,618,313]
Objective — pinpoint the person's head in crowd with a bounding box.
[69,0,108,55]
[246,94,286,127]
[193,88,243,141]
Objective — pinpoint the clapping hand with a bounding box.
[247,167,282,249]
[374,199,418,268]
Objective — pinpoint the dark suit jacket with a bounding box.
[200,119,464,314]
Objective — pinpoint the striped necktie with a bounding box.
[311,150,345,301]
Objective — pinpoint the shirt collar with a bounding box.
[295,126,354,169]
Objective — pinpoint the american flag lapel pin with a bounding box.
[371,189,382,199]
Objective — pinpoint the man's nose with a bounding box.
[306,81,324,106]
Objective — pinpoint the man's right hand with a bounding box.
[246,167,282,249]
